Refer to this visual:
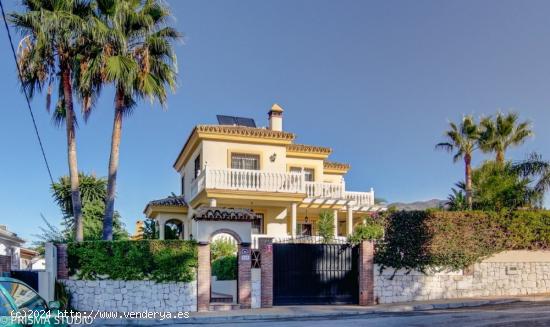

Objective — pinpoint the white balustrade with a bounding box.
[345,190,374,206]
[305,182,343,199]
[188,168,376,208]
[204,168,305,193]
[190,169,206,200]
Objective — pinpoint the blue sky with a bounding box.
[1,0,549,241]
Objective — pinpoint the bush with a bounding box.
[210,239,237,261]
[317,211,335,243]
[347,216,384,245]
[67,240,197,282]
[211,255,237,280]
[501,210,550,249]
[375,210,507,272]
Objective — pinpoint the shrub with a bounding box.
[317,211,335,243]
[210,239,237,261]
[211,255,237,280]
[67,240,197,282]
[501,210,550,249]
[375,211,506,272]
[347,216,384,245]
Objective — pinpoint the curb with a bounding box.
[92,298,523,325]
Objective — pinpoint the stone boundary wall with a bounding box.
[374,251,550,304]
[61,280,197,312]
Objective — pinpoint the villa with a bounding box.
[144,104,384,247]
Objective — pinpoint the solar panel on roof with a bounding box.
[235,117,256,127]
[216,115,256,128]
[217,115,237,125]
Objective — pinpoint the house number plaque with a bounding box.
[241,248,250,261]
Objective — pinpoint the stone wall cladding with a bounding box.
[374,262,550,304]
[61,280,197,312]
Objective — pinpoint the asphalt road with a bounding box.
[179,301,550,327]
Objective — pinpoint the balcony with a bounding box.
[190,168,375,207]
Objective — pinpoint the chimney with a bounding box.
[268,103,284,131]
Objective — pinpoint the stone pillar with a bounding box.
[197,243,211,312]
[291,203,297,238]
[347,205,354,235]
[359,241,375,306]
[238,243,252,309]
[333,209,338,238]
[259,237,274,308]
[55,244,69,279]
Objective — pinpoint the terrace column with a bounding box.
[347,205,353,236]
[158,219,165,240]
[291,203,297,238]
[333,209,339,237]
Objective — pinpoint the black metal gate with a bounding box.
[273,243,359,305]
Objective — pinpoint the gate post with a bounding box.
[197,243,211,312]
[259,237,273,308]
[238,243,252,309]
[359,241,375,306]
[55,244,69,279]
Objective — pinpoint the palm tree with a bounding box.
[87,0,180,240]
[479,112,533,163]
[512,153,550,207]
[11,0,96,241]
[446,183,467,211]
[436,116,480,209]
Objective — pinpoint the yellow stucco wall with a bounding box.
[201,139,287,171]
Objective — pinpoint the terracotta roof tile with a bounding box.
[192,207,257,221]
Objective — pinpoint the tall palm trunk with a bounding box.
[61,60,84,242]
[103,88,125,240]
[496,150,505,164]
[464,153,473,210]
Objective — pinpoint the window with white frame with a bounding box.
[231,153,260,170]
[251,213,264,234]
[290,167,314,182]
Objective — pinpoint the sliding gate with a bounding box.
[273,243,359,305]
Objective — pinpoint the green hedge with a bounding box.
[375,210,550,273]
[67,240,198,282]
[375,210,505,272]
[502,210,550,249]
[211,255,237,280]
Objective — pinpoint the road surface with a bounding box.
[180,301,550,327]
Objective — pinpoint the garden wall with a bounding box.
[374,250,550,304]
[61,279,197,312]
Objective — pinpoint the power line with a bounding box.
[0,0,54,185]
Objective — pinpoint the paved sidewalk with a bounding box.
[92,294,550,325]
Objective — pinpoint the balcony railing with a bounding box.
[345,190,374,206]
[190,168,305,199]
[189,168,375,207]
[305,181,343,199]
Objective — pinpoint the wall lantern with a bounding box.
[269,153,277,162]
